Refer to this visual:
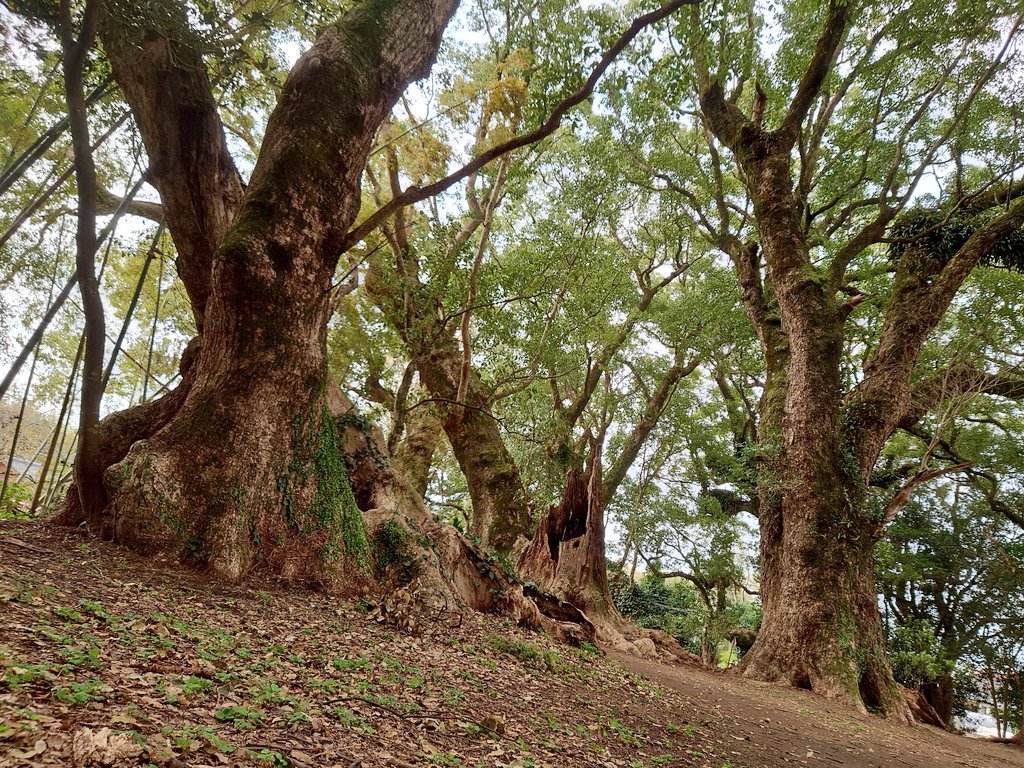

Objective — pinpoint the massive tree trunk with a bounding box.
[696,6,911,715]
[50,0,247,527]
[83,0,459,581]
[744,184,909,719]
[690,0,1024,720]
[734,152,909,716]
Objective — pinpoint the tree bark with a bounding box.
[519,436,619,626]
[417,335,533,552]
[332,387,595,642]
[735,171,911,719]
[390,400,443,498]
[99,0,244,329]
[60,0,106,534]
[697,2,913,719]
[922,674,954,727]
[94,0,459,581]
[365,261,533,553]
[52,339,201,527]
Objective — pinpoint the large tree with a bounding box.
[694,1,1024,718]
[586,0,1024,717]
[45,0,460,580]
[16,0,698,605]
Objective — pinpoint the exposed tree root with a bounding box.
[50,338,201,529]
[49,380,684,663]
[332,390,595,644]
[990,731,1023,746]
[901,687,945,728]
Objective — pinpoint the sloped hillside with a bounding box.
[1,522,1020,768]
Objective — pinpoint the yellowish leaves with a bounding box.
[393,129,452,186]
[439,47,534,155]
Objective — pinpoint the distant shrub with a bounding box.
[887,619,951,689]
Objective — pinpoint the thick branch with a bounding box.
[881,462,972,526]
[96,185,163,222]
[99,0,244,328]
[899,366,1024,429]
[341,0,697,252]
[601,355,698,504]
[857,197,1024,460]
[774,0,851,149]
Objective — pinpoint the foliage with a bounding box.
[878,485,1024,725]
[889,208,1024,273]
[887,618,952,690]
[0,481,33,519]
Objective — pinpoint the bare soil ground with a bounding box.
[1,520,1021,768]
[612,653,1024,768]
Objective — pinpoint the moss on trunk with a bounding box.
[278,404,368,568]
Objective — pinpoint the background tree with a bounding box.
[878,481,1024,728]
[579,0,1024,717]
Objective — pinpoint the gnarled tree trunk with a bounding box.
[518,438,626,636]
[365,259,533,553]
[331,386,595,642]
[86,0,459,582]
[697,37,911,717]
[693,0,1024,721]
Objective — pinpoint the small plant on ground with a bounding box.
[487,636,561,672]
[54,679,108,705]
[214,705,263,730]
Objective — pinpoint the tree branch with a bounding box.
[881,462,972,527]
[775,0,851,150]
[340,0,698,253]
[96,185,163,222]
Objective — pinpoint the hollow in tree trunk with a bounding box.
[519,437,619,628]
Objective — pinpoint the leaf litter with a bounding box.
[1,522,721,767]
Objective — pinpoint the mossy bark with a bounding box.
[700,133,911,720]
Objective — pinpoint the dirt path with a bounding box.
[610,650,1024,768]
